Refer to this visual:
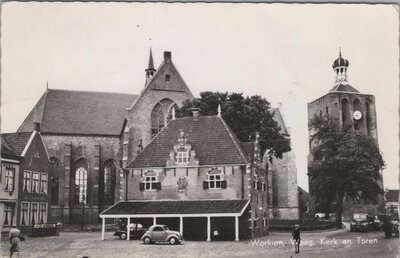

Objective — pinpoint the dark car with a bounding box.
[140,224,183,245]
[114,223,147,240]
[350,213,373,232]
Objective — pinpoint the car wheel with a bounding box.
[169,237,178,245]
[120,233,127,240]
[143,237,152,244]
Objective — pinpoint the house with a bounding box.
[1,125,52,232]
[385,189,399,215]
[100,109,269,241]
[0,141,21,233]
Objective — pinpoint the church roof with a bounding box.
[269,108,289,135]
[329,83,360,93]
[128,115,249,168]
[18,89,137,136]
[1,132,33,156]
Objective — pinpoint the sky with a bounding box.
[1,3,398,191]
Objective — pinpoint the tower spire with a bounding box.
[145,48,156,85]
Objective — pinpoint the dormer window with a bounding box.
[203,168,227,189]
[176,147,189,164]
[165,74,171,83]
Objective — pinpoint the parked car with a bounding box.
[114,223,147,240]
[350,213,373,232]
[140,224,183,245]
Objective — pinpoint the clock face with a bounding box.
[353,110,362,120]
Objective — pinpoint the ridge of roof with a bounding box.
[127,61,165,111]
[127,58,194,111]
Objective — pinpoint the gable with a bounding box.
[127,51,194,111]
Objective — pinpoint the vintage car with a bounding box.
[114,223,147,240]
[140,224,184,245]
[350,213,373,232]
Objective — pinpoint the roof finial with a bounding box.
[339,47,342,58]
[217,103,221,117]
[46,81,48,90]
[172,106,176,120]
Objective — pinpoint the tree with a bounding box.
[175,91,291,158]
[308,114,385,227]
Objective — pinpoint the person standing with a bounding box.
[9,224,21,257]
[292,224,301,254]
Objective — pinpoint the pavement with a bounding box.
[0,224,398,258]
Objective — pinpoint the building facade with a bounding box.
[1,129,52,233]
[17,49,297,225]
[307,50,384,217]
[101,110,269,241]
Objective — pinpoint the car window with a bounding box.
[153,226,164,232]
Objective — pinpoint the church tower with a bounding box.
[307,49,384,216]
[145,48,156,85]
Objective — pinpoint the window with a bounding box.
[203,168,227,189]
[23,170,31,192]
[153,226,164,232]
[50,157,62,206]
[39,203,48,224]
[75,165,88,205]
[326,107,329,115]
[32,172,40,193]
[102,160,116,206]
[40,173,48,194]
[3,203,14,226]
[139,172,161,191]
[20,202,29,226]
[30,202,39,225]
[176,148,189,164]
[262,183,266,192]
[165,74,171,82]
[4,168,15,191]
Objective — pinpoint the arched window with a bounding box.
[50,157,62,205]
[353,98,363,131]
[151,98,176,138]
[151,103,165,138]
[341,98,350,126]
[74,159,88,206]
[366,98,374,136]
[167,104,178,123]
[101,160,116,206]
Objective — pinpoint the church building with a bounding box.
[17,49,298,227]
[307,50,384,217]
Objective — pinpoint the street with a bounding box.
[1,225,398,258]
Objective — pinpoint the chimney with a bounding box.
[33,122,41,132]
[191,108,201,121]
[164,51,172,63]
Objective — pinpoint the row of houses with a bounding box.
[0,125,52,233]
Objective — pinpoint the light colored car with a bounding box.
[140,224,183,245]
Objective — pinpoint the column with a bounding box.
[126,217,130,241]
[101,217,105,240]
[207,216,211,242]
[235,216,239,242]
[153,217,156,225]
[179,217,183,236]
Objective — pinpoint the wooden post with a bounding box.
[153,217,156,225]
[235,216,239,241]
[101,217,105,240]
[126,217,130,241]
[207,216,211,242]
[179,217,183,236]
